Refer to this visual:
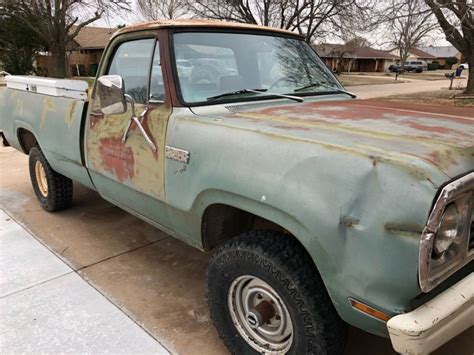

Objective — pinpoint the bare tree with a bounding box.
[385,0,438,70]
[424,0,474,94]
[190,0,377,43]
[1,0,129,78]
[136,0,187,20]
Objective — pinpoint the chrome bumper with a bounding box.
[387,272,473,354]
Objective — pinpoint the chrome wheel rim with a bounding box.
[35,160,48,197]
[228,275,293,353]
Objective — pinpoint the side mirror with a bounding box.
[97,75,127,115]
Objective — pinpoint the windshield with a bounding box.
[173,31,343,104]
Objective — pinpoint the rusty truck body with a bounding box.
[0,20,473,354]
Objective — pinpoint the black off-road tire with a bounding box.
[207,230,347,355]
[29,145,73,212]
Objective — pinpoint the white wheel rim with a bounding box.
[228,275,293,353]
[35,160,48,197]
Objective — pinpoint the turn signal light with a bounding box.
[349,298,391,322]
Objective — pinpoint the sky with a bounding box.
[91,0,451,48]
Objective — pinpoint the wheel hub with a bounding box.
[246,299,276,328]
[228,275,293,353]
[35,160,48,197]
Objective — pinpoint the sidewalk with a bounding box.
[0,209,169,354]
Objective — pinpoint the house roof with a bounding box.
[315,44,398,60]
[407,47,437,59]
[114,19,301,38]
[69,26,116,50]
[418,45,459,58]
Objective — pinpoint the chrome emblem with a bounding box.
[165,146,190,164]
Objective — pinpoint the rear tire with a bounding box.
[207,230,347,355]
[29,145,73,212]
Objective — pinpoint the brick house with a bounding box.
[315,44,399,72]
[388,47,437,63]
[35,26,116,77]
[418,45,463,68]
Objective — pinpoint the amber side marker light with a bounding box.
[349,298,391,322]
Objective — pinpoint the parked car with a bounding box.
[1,20,473,355]
[458,63,469,70]
[389,60,428,73]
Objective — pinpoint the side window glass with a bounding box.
[150,43,165,102]
[107,38,155,104]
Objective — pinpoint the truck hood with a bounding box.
[193,99,474,185]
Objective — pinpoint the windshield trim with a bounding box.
[169,28,346,107]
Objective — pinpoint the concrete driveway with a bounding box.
[350,76,467,99]
[1,144,473,354]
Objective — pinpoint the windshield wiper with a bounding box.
[294,82,356,98]
[207,88,266,101]
[207,88,304,103]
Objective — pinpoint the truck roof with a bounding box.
[115,19,301,38]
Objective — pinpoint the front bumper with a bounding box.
[387,272,473,354]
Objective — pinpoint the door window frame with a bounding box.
[92,31,167,106]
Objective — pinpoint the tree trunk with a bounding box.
[50,43,67,78]
[466,55,474,95]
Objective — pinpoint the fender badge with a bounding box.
[165,146,190,164]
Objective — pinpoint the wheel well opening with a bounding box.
[17,129,37,154]
[201,204,288,251]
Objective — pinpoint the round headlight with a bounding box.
[433,204,462,255]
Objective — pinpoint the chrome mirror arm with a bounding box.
[121,95,155,152]
[124,94,136,117]
[132,116,157,153]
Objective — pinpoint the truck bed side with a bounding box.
[0,87,94,189]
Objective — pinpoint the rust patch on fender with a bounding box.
[99,136,135,182]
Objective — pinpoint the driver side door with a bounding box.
[85,37,172,229]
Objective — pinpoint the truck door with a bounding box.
[85,36,172,229]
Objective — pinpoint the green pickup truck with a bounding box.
[1,20,473,355]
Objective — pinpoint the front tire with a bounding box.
[29,145,73,212]
[207,231,347,355]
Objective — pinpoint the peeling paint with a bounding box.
[204,99,474,179]
[86,102,171,200]
[65,101,77,128]
[99,136,135,182]
[40,96,56,128]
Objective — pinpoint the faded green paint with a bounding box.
[0,88,94,189]
[162,102,473,336]
[1,25,473,342]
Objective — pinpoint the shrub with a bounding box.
[445,57,458,69]
[427,62,439,71]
